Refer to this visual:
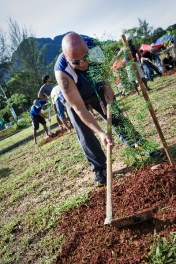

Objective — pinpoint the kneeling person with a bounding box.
[30,99,50,144]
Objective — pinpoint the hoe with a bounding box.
[104,104,153,228]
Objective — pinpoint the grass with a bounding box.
[0,73,176,263]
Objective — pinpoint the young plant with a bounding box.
[146,232,176,264]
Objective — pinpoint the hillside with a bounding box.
[17,33,94,65]
[0,72,176,263]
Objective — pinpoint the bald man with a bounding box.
[54,32,161,187]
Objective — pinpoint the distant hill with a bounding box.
[35,33,93,64]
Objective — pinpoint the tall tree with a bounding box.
[0,28,11,87]
[151,27,166,43]
[8,18,48,88]
[137,18,153,43]
[123,18,153,46]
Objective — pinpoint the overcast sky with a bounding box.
[0,0,176,41]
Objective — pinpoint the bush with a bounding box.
[15,112,31,130]
[0,112,31,140]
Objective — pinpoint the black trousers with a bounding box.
[63,90,142,171]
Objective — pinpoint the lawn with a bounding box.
[0,72,176,263]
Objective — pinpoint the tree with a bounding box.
[137,18,153,44]
[7,93,27,113]
[123,18,153,46]
[6,70,40,106]
[8,18,49,87]
[166,24,176,34]
[151,27,166,43]
[0,28,11,88]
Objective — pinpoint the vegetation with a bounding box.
[146,232,176,263]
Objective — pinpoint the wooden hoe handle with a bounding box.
[104,104,113,224]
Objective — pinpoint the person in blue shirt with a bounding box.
[30,99,50,144]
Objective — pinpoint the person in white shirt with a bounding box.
[51,85,71,132]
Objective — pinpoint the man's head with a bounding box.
[42,75,50,84]
[165,51,170,58]
[149,47,155,53]
[127,36,132,44]
[62,32,89,71]
[33,100,41,108]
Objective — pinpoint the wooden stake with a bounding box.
[121,35,174,166]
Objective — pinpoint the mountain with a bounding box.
[35,33,93,64]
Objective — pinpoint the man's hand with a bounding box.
[98,131,114,148]
[104,86,114,104]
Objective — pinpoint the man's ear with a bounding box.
[62,53,66,58]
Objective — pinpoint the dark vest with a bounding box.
[129,44,137,61]
[75,63,104,99]
[125,44,137,62]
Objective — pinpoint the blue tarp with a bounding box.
[155,34,174,44]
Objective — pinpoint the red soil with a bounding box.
[53,162,176,264]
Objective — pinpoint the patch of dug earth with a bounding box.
[161,69,176,77]
[53,162,176,264]
[38,129,71,146]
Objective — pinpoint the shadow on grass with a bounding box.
[0,123,58,155]
[0,167,11,179]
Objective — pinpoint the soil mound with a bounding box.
[54,162,176,264]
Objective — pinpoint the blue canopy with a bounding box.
[155,34,174,44]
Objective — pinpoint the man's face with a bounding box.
[46,77,51,83]
[65,47,89,71]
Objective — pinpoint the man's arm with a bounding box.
[55,71,113,148]
[104,82,114,104]
[135,46,141,60]
[38,92,47,100]
[39,112,49,120]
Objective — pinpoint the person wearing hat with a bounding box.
[30,99,50,144]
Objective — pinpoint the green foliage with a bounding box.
[151,27,166,43]
[15,111,31,130]
[146,233,176,264]
[7,93,27,108]
[166,23,176,34]
[123,18,168,46]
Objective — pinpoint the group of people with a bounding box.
[30,32,162,187]
[114,36,176,97]
[30,75,71,144]
[114,37,163,95]
[140,46,162,82]
[140,44,175,80]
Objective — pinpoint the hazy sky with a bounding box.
[0,0,176,41]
